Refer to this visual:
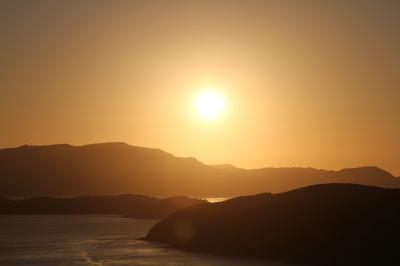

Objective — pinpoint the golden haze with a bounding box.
[0,1,399,175]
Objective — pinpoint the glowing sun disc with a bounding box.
[196,90,224,119]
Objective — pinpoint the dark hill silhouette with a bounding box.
[0,197,15,213]
[0,143,231,197]
[124,196,207,219]
[1,142,399,197]
[145,184,400,265]
[0,194,204,218]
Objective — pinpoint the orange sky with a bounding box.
[1,0,399,175]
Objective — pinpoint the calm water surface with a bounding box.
[0,215,290,266]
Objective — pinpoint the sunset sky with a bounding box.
[1,0,399,174]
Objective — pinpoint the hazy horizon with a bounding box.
[1,0,399,174]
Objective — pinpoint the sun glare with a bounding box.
[195,90,224,119]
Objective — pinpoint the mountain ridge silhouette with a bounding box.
[1,142,399,197]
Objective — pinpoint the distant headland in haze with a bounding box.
[1,142,399,197]
[0,194,204,219]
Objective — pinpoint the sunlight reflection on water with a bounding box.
[204,197,229,203]
[0,215,290,266]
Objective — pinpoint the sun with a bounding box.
[195,90,225,119]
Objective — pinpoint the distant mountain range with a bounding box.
[145,183,400,264]
[0,194,204,218]
[0,142,399,197]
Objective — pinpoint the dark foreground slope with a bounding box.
[145,184,400,265]
[1,143,400,197]
[0,195,204,219]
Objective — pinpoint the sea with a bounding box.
[0,215,291,266]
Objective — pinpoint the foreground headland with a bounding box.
[145,183,400,265]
